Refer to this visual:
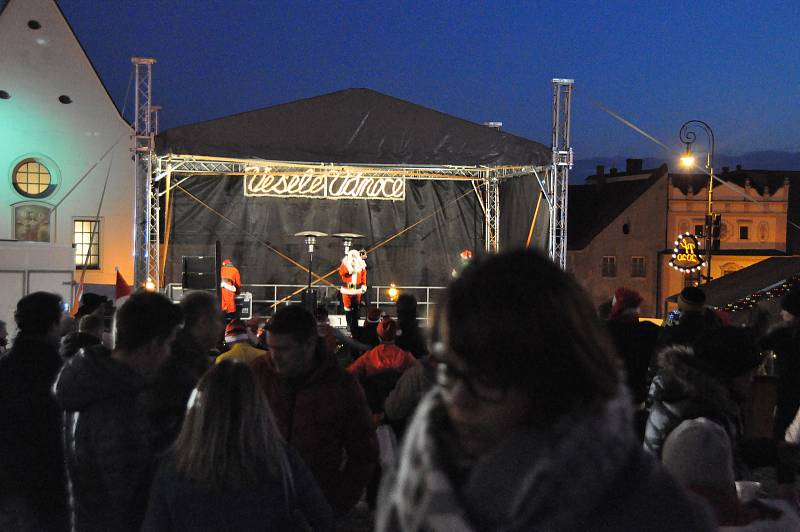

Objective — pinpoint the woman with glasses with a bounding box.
[143,360,333,531]
[376,248,713,531]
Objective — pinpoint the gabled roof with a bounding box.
[156,88,550,166]
[670,168,795,197]
[667,256,800,309]
[568,164,668,250]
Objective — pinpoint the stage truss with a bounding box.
[144,154,549,286]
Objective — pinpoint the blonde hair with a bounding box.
[173,359,284,490]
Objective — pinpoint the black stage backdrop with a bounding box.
[158,88,551,293]
[163,173,548,290]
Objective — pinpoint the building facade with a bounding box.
[0,0,135,297]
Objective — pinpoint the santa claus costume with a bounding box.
[339,250,367,332]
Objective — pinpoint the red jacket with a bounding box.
[250,350,377,516]
[220,265,241,313]
[347,343,417,380]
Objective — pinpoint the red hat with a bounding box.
[376,317,398,341]
[222,259,234,266]
[608,287,643,320]
[224,319,248,344]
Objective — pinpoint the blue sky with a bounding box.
[59,0,800,159]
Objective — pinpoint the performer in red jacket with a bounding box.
[220,259,241,319]
[339,249,367,332]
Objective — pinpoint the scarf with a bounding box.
[376,385,637,532]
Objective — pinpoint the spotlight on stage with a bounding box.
[145,278,156,291]
[387,283,400,302]
[333,233,365,254]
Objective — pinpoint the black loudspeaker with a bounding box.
[235,292,252,321]
[301,289,317,314]
[182,256,216,290]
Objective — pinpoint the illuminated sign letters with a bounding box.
[243,166,406,201]
[669,232,706,274]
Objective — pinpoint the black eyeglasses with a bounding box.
[436,361,507,403]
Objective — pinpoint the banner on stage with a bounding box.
[243,165,406,201]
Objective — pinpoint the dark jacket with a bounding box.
[0,335,68,531]
[395,318,428,359]
[59,331,102,360]
[53,346,164,532]
[142,448,333,531]
[606,318,659,405]
[760,323,800,438]
[644,345,743,460]
[657,308,722,350]
[251,349,377,516]
[143,330,212,449]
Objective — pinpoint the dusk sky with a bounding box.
[60,1,800,162]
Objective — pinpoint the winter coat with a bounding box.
[53,346,165,532]
[377,387,713,532]
[606,317,659,405]
[645,345,743,460]
[0,335,68,531]
[251,350,378,516]
[657,308,723,350]
[216,342,266,365]
[143,330,212,449]
[760,324,800,438]
[384,357,436,423]
[395,318,428,359]
[59,331,102,360]
[142,447,334,531]
[347,343,417,380]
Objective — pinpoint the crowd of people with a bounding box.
[2,248,800,531]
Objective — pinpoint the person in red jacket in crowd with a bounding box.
[220,259,241,320]
[250,305,377,517]
[339,250,367,333]
[347,317,416,381]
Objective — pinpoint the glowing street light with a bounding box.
[678,120,715,282]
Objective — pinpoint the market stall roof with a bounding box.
[156,88,550,167]
[667,256,800,308]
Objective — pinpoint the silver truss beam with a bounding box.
[548,78,574,270]
[484,173,500,253]
[132,57,157,289]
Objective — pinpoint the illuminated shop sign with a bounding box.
[669,232,705,274]
[243,165,405,201]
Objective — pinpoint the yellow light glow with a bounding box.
[387,283,399,301]
[145,278,156,292]
[680,155,696,168]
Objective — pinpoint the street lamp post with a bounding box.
[679,120,715,283]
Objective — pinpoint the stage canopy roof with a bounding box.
[156,88,550,166]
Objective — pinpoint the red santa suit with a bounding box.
[339,250,367,311]
[220,259,241,314]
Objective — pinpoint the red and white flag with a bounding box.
[115,268,132,306]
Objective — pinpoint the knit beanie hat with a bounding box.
[224,319,248,344]
[608,287,643,320]
[377,317,398,341]
[694,326,763,380]
[678,286,706,312]
[662,417,736,498]
[781,286,800,317]
[366,306,382,324]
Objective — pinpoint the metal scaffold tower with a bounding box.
[132,57,158,289]
[484,173,500,253]
[548,78,574,270]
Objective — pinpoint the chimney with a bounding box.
[610,167,618,176]
[596,165,605,176]
[736,164,742,171]
[625,158,643,175]
[483,122,502,130]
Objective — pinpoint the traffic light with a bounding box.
[705,213,722,250]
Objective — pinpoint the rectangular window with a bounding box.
[694,224,704,237]
[73,219,100,269]
[602,256,617,277]
[739,225,749,240]
[631,256,646,277]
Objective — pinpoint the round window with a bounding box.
[12,159,56,198]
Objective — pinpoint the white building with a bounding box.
[0,0,134,327]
